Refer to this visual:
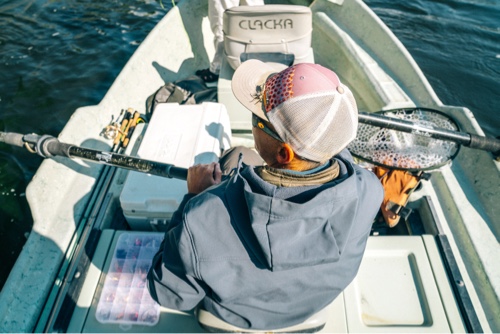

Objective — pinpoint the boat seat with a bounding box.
[196,306,328,333]
[223,4,314,70]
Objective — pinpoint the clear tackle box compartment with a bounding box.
[95,232,163,326]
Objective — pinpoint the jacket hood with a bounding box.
[238,158,359,271]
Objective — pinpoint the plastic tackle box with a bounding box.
[95,232,163,326]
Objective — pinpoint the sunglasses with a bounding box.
[252,114,283,142]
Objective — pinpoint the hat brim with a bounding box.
[231,59,287,120]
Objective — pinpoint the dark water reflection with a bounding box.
[0,0,499,288]
[0,0,168,288]
[365,0,500,136]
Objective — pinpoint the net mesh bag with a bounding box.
[348,109,460,171]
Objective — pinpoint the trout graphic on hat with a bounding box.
[232,60,358,162]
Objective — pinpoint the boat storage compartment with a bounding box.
[338,236,466,333]
[119,102,231,231]
[68,233,465,333]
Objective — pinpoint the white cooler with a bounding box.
[120,102,231,230]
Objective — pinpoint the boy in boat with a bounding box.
[148,60,383,330]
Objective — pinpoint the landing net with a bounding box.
[348,108,461,171]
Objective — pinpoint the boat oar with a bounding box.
[0,132,188,180]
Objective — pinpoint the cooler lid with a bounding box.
[120,102,231,214]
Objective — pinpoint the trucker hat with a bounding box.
[232,60,358,162]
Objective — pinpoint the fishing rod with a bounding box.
[1,108,499,176]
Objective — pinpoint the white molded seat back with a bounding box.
[223,5,313,69]
[197,305,328,333]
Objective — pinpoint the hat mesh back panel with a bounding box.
[270,92,357,162]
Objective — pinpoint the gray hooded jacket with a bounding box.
[148,150,383,330]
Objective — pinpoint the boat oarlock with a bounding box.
[1,107,499,177]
